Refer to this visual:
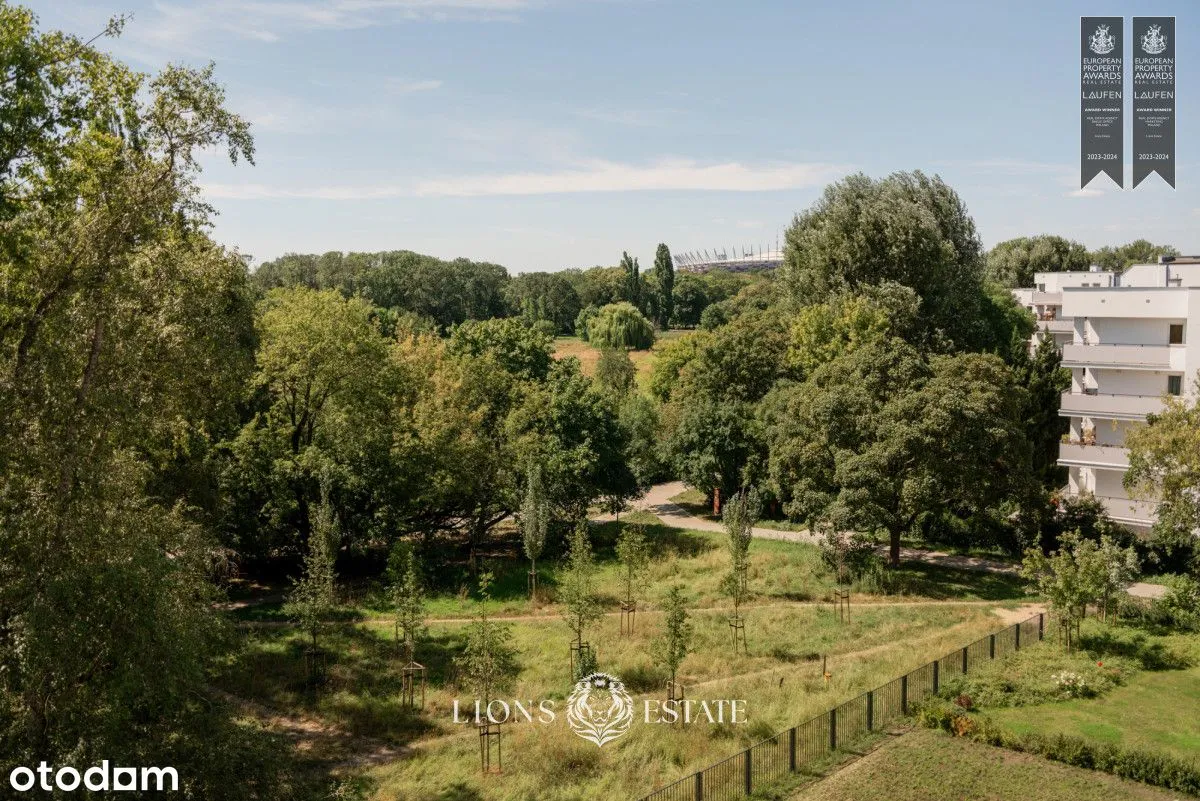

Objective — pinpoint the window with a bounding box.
[1168,375,1182,396]
[1169,323,1184,344]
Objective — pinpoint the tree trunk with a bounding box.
[888,529,901,568]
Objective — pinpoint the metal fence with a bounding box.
[637,613,1046,801]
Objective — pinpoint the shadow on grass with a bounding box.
[872,561,1031,601]
[590,519,716,561]
[1080,628,1193,671]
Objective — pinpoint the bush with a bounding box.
[587,302,656,350]
[575,304,599,341]
[1147,575,1200,631]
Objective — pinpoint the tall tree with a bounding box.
[284,484,339,655]
[1023,336,1071,487]
[653,243,675,329]
[778,171,996,352]
[653,585,694,695]
[560,521,603,677]
[0,9,296,793]
[520,463,549,600]
[621,251,641,311]
[387,540,428,657]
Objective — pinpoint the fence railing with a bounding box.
[637,613,1046,801]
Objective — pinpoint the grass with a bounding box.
[788,728,1185,801]
[216,519,1039,801]
[986,625,1200,763]
[553,330,690,388]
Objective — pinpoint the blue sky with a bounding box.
[25,0,1200,272]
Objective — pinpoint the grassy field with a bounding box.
[988,628,1200,762]
[216,518,1038,801]
[552,330,690,387]
[789,729,1186,801]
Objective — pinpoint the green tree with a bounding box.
[619,394,666,489]
[283,486,339,655]
[720,488,759,630]
[595,347,636,399]
[1092,535,1140,622]
[575,304,600,341]
[653,243,675,328]
[1090,239,1179,271]
[560,521,603,676]
[0,9,295,795]
[778,171,996,352]
[1022,532,1096,652]
[447,316,554,381]
[621,251,642,311]
[503,271,583,334]
[456,572,518,707]
[1023,336,1071,487]
[1125,379,1200,572]
[387,540,427,658]
[653,585,694,694]
[671,274,709,328]
[786,285,918,377]
[520,463,550,600]
[985,235,1091,288]
[615,524,651,616]
[588,302,656,350]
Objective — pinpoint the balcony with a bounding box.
[1040,319,1074,335]
[1097,496,1157,526]
[1031,291,1062,305]
[1061,343,1172,369]
[1057,442,1131,469]
[1058,392,1164,420]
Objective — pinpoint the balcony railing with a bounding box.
[1097,496,1157,525]
[1058,392,1164,420]
[1061,343,1172,368]
[1057,442,1130,469]
[1040,319,1073,334]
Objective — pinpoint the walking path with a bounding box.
[608,481,1167,600]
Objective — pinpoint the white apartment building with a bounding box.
[1014,257,1200,532]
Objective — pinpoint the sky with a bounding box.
[23,0,1200,273]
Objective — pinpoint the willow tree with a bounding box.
[588,302,656,350]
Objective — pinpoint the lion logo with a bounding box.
[1141,25,1167,55]
[566,672,634,747]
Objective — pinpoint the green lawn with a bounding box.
[989,630,1200,762]
[790,729,1186,801]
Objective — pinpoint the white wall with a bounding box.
[1087,368,1178,396]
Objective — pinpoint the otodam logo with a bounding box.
[451,671,747,747]
[1089,24,1116,55]
[1140,25,1167,55]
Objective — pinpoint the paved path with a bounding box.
[607,481,1168,599]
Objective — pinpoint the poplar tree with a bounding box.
[654,243,675,329]
[520,464,549,600]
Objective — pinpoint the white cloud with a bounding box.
[386,78,444,93]
[202,158,851,200]
[1067,186,1105,198]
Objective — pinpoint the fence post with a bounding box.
[866,691,874,731]
[743,748,752,795]
[900,675,908,714]
[962,646,968,674]
[989,633,995,659]
[1014,622,1021,651]
[694,770,702,801]
[829,709,837,751]
[932,660,939,694]
[788,726,797,772]
[1039,613,1044,641]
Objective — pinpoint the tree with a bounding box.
[283,485,338,666]
[504,271,583,334]
[619,394,666,490]
[387,540,427,658]
[653,243,675,329]
[653,585,694,695]
[1090,239,1179,271]
[1092,535,1140,622]
[595,347,636,399]
[520,463,550,600]
[456,572,518,707]
[985,235,1091,288]
[1023,336,1071,487]
[621,251,642,311]
[575,304,600,341]
[0,10,296,795]
[616,524,651,632]
[1125,379,1200,572]
[560,521,603,677]
[778,171,997,353]
[447,316,554,381]
[1022,532,1097,652]
[671,274,709,328]
[588,302,656,350]
[786,285,919,378]
[720,488,758,651]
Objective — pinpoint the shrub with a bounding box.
[1148,575,1200,631]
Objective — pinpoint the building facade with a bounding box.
[1014,257,1200,532]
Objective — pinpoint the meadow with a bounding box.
[216,518,1037,801]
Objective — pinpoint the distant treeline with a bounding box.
[252,250,766,333]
